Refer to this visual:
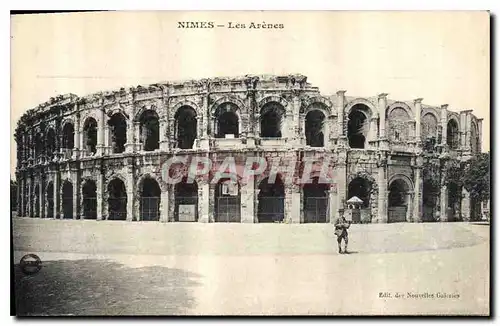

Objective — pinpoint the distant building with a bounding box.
[14,74,483,223]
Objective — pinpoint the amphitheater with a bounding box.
[14,74,483,223]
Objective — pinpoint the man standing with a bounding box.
[334,210,351,254]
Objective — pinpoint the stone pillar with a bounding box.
[414,98,422,141]
[461,187,471,221]
[159,117,169,151]
[328,186,337,223]
[134,122,142,151]
[240,177,255,223]
[336,91,346,140]
[160,185,169,222]
[126,164,134,221]
[53,173,59,219]
[378,93,388,139]
[198,180,210,223]
[285,183,300,223]
[368,117,378,143]
[477,118,483,152]
[440,104,448,146]
[104,124,111,156]
[125,118,135,153]
[406,191,413,222]
[413,158,423,222]
[439,167,448,222]
[73,109,80,159]
[96,172,104,220]
[97,108,105,156]
[377,166,388,223]
[464,111,472,153]
[459,110,467,150]
[168,184,175,222]
[208,183,216,222]
[39,180,44,218]
[336,153,347,220]
[72,173,78,220]
[27,178,32,217]
[18,179,23,216]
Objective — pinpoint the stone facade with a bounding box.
[14,74,484,223]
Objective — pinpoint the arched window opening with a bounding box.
[303,177,329,223]
[46,182,54,218]
[422,181,439,222]
[82,180,97,219]
[260,102,285,138]
[107,178,127,220]
[217,112,239,138]
[174,178,198,221]
[108,113,127,154]
[258,176,285,223]
[83,118,98,156]
[140,110,160,151]
[140,177,161,221]
[175,107,197,149]
[62,123,75,149]
[347,177,371,209]
[305,110,325,147]
[387,107,411,142]
[447,120,459,150]
[34,185,40,217]
[46,128,56,158]
[388,179,410,223]
[62,181,73,219]
[347,105,370,149]
[215,179,241,222]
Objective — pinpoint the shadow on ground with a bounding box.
[13,259,202,316]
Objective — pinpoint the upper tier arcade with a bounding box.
[15,74,483,171]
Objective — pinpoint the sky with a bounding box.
[10,11,490,177]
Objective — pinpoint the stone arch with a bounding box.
[387,105,413,142]
[258,95,288,110]
[107,176,127,220]
[471,120,480,153]
[214,177,241,222]
[81,178,97,219]
[447,117,460,150]
[211,95,246,115]
[344,98,376,117]
[259,101,286,138]
[257,175,285,223]
[386,101,414,118]
[137,174,162,222]
[134,103,161,122]
[305,109,326,147]
[106,104,130,120]
[61,179,73,219]
[82,116,98,156]
[45,181,54,218]
[174,105,198,149]
[346,102,373,149]
[301,96,333,115]
[388,175,413,223]
[171,100,201,118]
[138,109,160,151]
[421,112,439,140]
[108,111,128,154]
[136,172,166,194]
[212,101,242,138]
[388,174,414,193]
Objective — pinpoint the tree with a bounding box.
[463,152,490,202]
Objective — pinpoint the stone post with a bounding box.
[72,173,78,220]
[336,91,346,146]
[406,191,414,222]
[160,185,169,222]
[328,186,337,223]
[134,122,142,152]
[378,93,388,139]
[73,109,81,159]
[336,152,347,220]
[377,165,388,223]
[413,157,423,222]
[198,180,210,223]
[439,167,448,222]
[96,172,104,220]
[159,117,169,151]
[414,98,422,141]
[440,104,448,147]
[461,187,471,221]
[27,177,32,217]
[53,173,59,219]
[240,177,255,223]
[477,118,483,152]
[464,111,472,153]
[285,183,301,223]
[39,180,44,218]
[97,107,105,156]
[126,162,134,221]
[125,118,135,153]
